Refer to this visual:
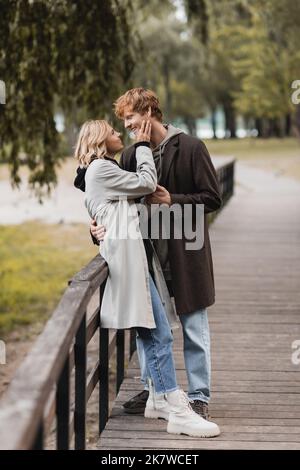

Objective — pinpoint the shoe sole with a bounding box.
[123,407,145,415]
[167,423,220,438]
[144,408,169,421]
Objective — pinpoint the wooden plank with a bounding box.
[118,382,300,393]
[125,368,300,381]
[86,307,100,344]
[99,438,300,450]
[110,404,300,419]
[105,420,300,433]
[71,255,108,289]
[101,429,300,442]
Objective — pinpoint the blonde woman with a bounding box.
[74,119,220,438]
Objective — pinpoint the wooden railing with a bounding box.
[213,156,235,203]
[0,157,235,450]
[0,257,135,450]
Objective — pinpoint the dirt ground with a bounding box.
[0,158,89,224]
[0,322,44,397]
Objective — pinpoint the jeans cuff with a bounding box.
[188,394,209,403]
[155,386,179,396]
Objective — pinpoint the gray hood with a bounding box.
[152,124,184,182]
[151,124,184,277]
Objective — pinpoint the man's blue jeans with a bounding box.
[137,306,211,403]
[135,275,178,395]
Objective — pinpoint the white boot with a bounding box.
[144,380,171,421]
[166,389,220,438]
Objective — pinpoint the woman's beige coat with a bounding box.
[84,145,178,330]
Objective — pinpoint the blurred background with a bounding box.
[0,0,300,393]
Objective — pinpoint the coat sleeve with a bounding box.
[90,229,100,246]
[170,140,222,214]
[100,145,157,200]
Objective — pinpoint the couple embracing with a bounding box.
[74,87,222,438]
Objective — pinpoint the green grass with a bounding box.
[0,222,97,335]
[206,137,300,160]
[206,137,300,181]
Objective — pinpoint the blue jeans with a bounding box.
[137,306,211,403]
[135,275,178,395]
[136,332,150,390]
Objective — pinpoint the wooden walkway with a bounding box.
[97,162,300,450]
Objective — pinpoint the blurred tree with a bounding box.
[131,0,208,132]
[227,1,300,137]
[254,0,300,136]
[207,0,300,137]
[185,0,300,138]
[1,0,299,194]
[0,0,58,191]
[130,0,179,119]
[134,15,186,119]
[184,0,208,43]
[0,0,138,193]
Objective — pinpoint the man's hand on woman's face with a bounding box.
[90,219,106,241]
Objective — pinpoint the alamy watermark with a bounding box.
[291,339,300,365]
[96,201,205,251]
[291,80,300,105]
[0,80,5,104]
[0,340,6,365]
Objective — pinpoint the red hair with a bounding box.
[114,88,163,121]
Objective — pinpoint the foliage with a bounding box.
[1,0,299,191]
[0,0,138,193]
[0,222,97,334]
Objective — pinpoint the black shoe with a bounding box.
[190,400,209,420]
[122,390,149,414]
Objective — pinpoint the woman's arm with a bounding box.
[99,143,157,200]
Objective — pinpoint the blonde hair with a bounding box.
[74,120,111,167]
[114,88,163,122]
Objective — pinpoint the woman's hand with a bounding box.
[90,219,106,241]
[136,120,151,143]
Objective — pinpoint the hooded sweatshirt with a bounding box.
[152,124,183,182]
[151,124,184,280]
